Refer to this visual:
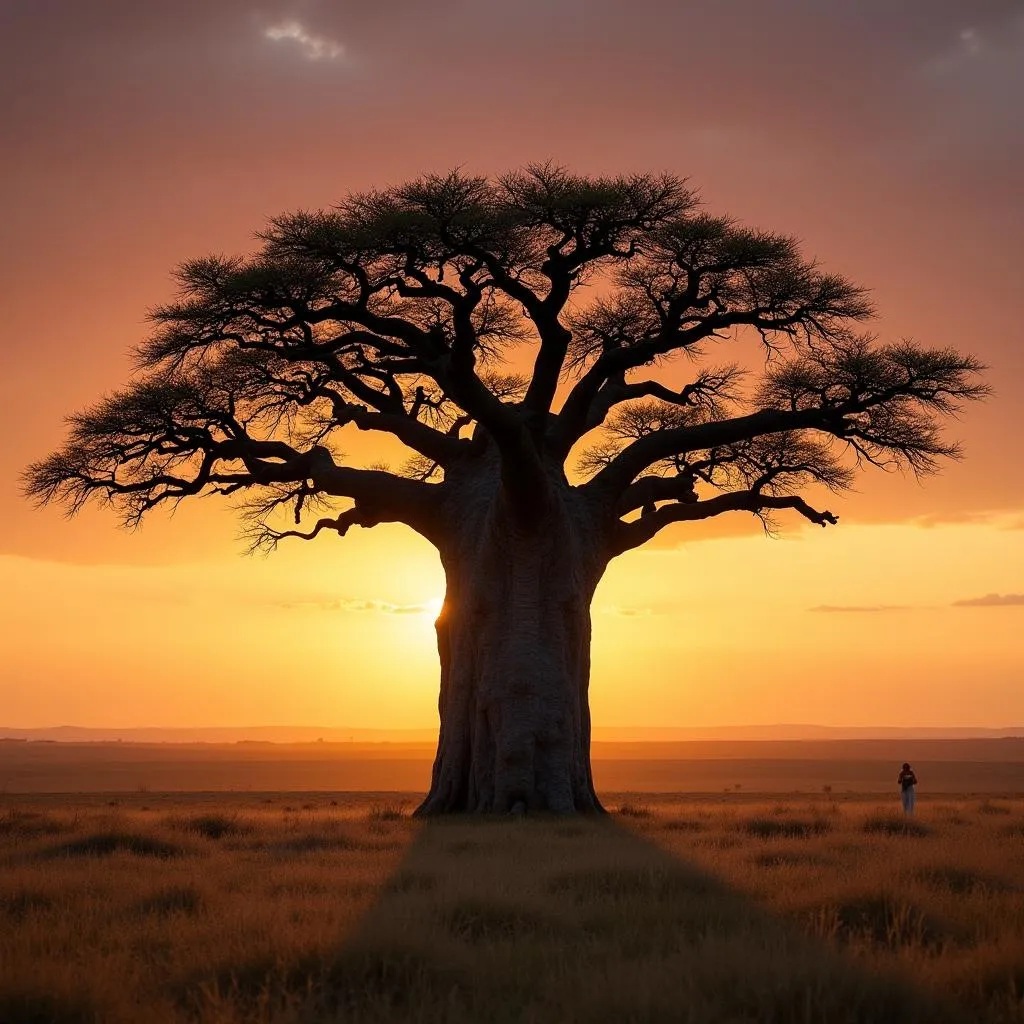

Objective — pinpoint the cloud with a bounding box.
[922,23,991,78]
[276,596,430,614]
[348,599,428,615]
[604,605,657,617]
[918,14,1024,118]
[809,604,911,614]
[953,593,1024,608]
[910,509,1024,530]
[959,27,982,57]
[263,20,345,61]
[598,602,679,617]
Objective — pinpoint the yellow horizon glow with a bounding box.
[2,515,1022,731]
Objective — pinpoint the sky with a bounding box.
[1,0,1022,732]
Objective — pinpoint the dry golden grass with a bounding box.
[2,792,1023,1022]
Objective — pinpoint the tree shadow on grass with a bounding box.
[180,815,971,1024]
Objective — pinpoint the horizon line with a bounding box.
[3,723,1024,744]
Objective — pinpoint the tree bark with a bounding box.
[415,460,607,815]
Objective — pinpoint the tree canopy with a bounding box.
[26,165,987,557]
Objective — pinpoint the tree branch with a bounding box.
[610,490,838,556]
[247,504,392,554]
[313,384,466,465]
[586,405,836,498]
[28,167,985,570]
[585,341,986,499]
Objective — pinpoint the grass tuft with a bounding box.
[40,831,186,859]
[439,898,567,943]
[548,864,713,902]
[135,885,205,916]
[385,871,437,894]
[753,850,831,869]
[616,801,653,818]
[977,800,1012,815]
[181,948,459,1019]
[272,832,361,855]
[743,817,832,839]
[167,813,252,840]
[862,815,929,837]
[3,793,1023,1023]
[912,865,1011,895]
[1,889,55,921]
[367,802,407,822]
[0,990,95,1024]
[662,817,703,832]
[820,896,956,951]
[0,809,67,839]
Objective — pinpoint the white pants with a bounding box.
[901,786,916,814]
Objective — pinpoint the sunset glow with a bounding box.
[2,1,1022,734]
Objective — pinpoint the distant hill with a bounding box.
[0,725,437,744]
[2,723,1023,744]
[595,725,1024,741]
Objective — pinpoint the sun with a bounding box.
[423,596,444,619]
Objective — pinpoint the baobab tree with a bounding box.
[25,166,986,814]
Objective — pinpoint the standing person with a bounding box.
[898,762,917,814]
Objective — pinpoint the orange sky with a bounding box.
[1,1,1022,731]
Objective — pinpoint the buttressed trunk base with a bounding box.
[416,496,605,815]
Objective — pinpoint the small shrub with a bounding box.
[743,817,831,839]
[272,832,359,855]
[912,866,1011,895]
[385,871,437,894]
[136,885,205,916]
[862,816,929,837]
[662,818,703,832]
[753,850,830,869]
[41,831,185,859]
[368,802,407,822]
[1,889,55,921]
[170,814,251,840]
[617,801,653,818]
[695,835,742,850]
[825,896,954,951]
[967,953,1024,1006]
[179,948,457,1017]
[0,809,66,839]
[0,990,95,1024]
[548,865,713,902]
[978,800,1012,816]
[439,899,566,942]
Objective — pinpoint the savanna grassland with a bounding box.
[2,793,1024,1023]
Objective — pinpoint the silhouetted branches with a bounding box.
[24,166,987,552]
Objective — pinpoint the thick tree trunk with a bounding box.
[415,465,607,815]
